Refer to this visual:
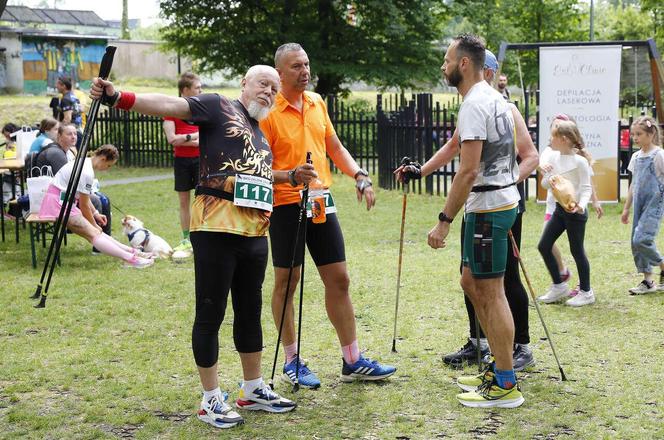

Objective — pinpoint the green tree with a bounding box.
[158,0,447,95]
[449,0,587,90]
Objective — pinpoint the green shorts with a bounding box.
[462,207,517,279]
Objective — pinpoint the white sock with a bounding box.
[241,377,263,395]
[203,387,221,403]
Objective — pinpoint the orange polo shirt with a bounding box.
[260,91,336,207]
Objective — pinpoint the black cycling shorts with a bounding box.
[269,203,346,268]
[174,156,200,192]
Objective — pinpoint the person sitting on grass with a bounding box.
[621,116,664,294]
[38,144,153,269]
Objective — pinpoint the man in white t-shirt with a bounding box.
[428,34,524,408]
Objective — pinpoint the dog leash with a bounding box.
[110,202,128,216]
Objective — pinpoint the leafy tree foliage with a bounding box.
[159,0,447,95]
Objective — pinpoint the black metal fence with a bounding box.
[91,108,172,167]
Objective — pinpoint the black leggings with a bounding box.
[538,204,590,291]
[464,212,530,344]
[190,231,268,368]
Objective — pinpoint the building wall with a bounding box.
[0,32,24,93]
[21,36,107,94]
[112,40,191,80]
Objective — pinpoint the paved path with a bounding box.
[100,174,172,187]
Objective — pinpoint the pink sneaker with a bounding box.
[568,285,580,297]
[124,256,154,269]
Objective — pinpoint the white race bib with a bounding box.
[233,174,273,212]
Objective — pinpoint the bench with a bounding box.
[26,213,62,269]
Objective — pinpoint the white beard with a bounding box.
[247,100,271,121]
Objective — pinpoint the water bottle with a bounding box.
[307,152,326,224]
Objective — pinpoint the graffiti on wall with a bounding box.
[22,38,106,94]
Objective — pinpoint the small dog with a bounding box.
[121,215,173,259]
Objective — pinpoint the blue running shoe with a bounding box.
[282,358,321,389]
[341,355,397,382]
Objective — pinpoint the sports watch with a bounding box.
[354,168,369,179]
[438,211,453,224]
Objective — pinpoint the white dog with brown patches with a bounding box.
[121,215,173,258]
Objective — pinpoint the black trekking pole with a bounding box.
[508,230,568,381]
[268,152,311,390]
[31,46,117,308]
[293,153,314,392]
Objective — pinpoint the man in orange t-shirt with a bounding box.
[260,43,396,389]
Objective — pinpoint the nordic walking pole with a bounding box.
[391,178,408,353]
[268,152,311,390]
[293,152,313,392]
[475,316,482,372]
[508,230,568,381]
[32,46,117,308]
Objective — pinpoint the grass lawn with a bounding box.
[1,167,663,439]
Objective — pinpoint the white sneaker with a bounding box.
[566,288,595,307]
[629,280,657,295]
[235,380,296,413]
[537,282,569,303]
[123,256,154,269]
[198,393,243,429]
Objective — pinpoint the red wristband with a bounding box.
[116,91,136,111]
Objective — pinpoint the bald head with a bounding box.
[245,64,280,83]
[240,64,281,120]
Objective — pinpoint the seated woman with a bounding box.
[39,144,153,269]
[29,118,59,153]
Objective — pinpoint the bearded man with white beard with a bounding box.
[91,65,307,430]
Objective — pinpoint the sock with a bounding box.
[284,342,298,364]
[107,234,135,253]
[559,268,568,276]
[515,343,531,354]
[341,340,360,364]
[203,387,222,403]
[469,338,489,350]
[183,230,190,240]
[241,377,263,397]
[92,234,134,261]
[494,368,517,390]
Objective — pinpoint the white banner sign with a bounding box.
[538,45,622,202]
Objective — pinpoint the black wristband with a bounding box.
[101,91,119,107]
[288,169,298,187]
